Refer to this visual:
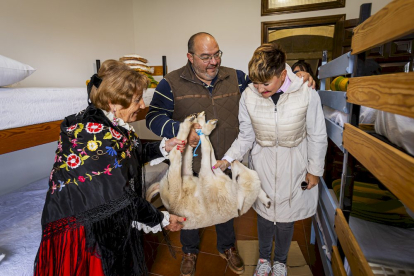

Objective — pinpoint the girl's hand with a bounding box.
[305,173,319,190]
[213,160,230,171]
[295,71,316,89]
[165,138,186,153]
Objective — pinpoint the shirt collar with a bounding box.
[102,109,135,132]
[278,75,291,93]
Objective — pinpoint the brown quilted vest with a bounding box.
[165,62,240,173]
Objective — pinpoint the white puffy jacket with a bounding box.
[225,65,327,222]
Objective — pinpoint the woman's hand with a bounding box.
[165,138,186,153]
[213,160,230,171]
[188,123,202,148]
[305,173,319,190]
[164,214,186,232]
[295,71,316,89]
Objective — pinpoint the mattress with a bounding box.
[0,162,168,276]
[0,87,157,131]
[0,87,88,130]
[323,105,414,156]
[349,217,414,269]
[375,111,414,156]
[322,105,377,127]
[325,189,414,272]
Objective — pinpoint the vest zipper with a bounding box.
[274,108,278,225]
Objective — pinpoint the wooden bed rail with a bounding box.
[351,0,414,55]
[343,123,414,212]
[334,208,374,276]
[0,121,62,155]
[0,107,150,155]
[331,245,346,276]
[347,72,414,119]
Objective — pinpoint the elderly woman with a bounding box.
[34,60,185,276]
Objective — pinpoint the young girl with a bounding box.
[215,42,327,276]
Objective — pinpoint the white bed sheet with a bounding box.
[375,111,414,156]
[349,217,414,269]
[322,105,377,127]
[326,189,414,270]
[0,87,88,130]
[0,162,168,276]
[323,105,414,156]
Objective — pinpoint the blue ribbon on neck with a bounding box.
[193,120,210,157]
[193,128,204,157]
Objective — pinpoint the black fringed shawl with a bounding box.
[34,105,167,276]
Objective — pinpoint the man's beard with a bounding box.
[193,63,219,81]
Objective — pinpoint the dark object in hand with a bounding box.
[301,181,308,190]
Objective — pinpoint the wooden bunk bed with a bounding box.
[313,1,414,275]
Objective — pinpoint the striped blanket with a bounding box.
[332,179,414,228]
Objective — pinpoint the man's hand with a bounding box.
[165,138,186,153]
[295,71,316,89]
[164,214,185,232]
[213,160,230,171]
[305,173,319,190]
[188,123,201,147]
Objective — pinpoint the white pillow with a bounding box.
[0,55,36,86]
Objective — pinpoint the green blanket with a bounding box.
[332,179,414,228]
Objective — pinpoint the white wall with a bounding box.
[0,0,136,87]
[133,0,392,74]
[131,0,391,139]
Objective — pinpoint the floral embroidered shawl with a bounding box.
[34,105,166,276]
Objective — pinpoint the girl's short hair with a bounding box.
[248,42,286,83]
[90,59,149,111]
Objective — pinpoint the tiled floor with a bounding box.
[144,208,325,276]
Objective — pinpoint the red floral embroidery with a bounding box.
[66,124,78,132]
[110,128,122,140]
[103,164,112,175]
[78,176,86,182]
[67,154,81,169]
[86,122,104,134]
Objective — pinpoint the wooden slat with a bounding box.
[343,123,414,211]
[347,72,414,118]
[358,124,374,132]
[351,0,414,54]
[0,121,61,155]
[149,66,166,76]
[332,245,347,276]
[334,208,374,276]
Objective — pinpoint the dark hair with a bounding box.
[188,32,214,53]
[90,60,149,111]
[291,60,319,89]
[291,60,313,75]
[248,41,286,83]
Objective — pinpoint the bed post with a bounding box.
[162,56,167,77]
[96,59,101,72]
[339,3,372,224]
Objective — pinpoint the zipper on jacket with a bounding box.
[274,108,278,225]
